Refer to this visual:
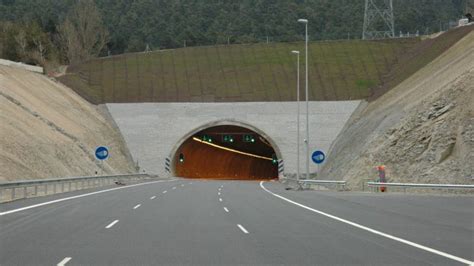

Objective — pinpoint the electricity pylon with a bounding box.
[362,0,395,40]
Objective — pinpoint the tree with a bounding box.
[59,0,108,64]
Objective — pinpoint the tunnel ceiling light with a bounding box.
[192,137,272,161]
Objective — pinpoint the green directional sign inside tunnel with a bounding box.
[223,135,234,143]
[243,134,255,143]
[202,134,212,143]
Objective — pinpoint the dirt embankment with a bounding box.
[321,30,474,189]
[0,65,136,181]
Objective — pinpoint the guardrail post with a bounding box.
[34,185,38,196]
[23,186,27,199]
[12,187,16,200]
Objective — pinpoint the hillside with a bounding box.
[321,29,474,189]
[60,38,419,103]
[1,0,468,54]
[0,64,136,181]
[60,26,472,104]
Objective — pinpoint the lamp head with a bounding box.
[298,19,308,24]
[291,50,300,54]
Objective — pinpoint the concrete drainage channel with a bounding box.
[0,174,151,203]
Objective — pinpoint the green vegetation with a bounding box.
[59,38,419,103]
[1,0,470,57]
[60,24,473,103]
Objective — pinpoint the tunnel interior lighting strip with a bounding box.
[192,137,272,161]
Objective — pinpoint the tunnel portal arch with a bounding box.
[169,119,283,179]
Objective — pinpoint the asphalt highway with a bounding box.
[0,179,473,265]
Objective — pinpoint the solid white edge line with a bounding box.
[0,179,178,216]
[150,196,156,200]
[133,204,141,209]
[105,219,119,229]
[237,224,249,234]
[57,257,71,266]
[224,207,229,212]
[259,181,474,266]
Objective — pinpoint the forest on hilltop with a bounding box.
[0,0,471,67]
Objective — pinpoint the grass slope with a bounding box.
[60,37,427,103]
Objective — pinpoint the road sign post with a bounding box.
[95,146,109,175]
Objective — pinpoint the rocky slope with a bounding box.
[0,64,136,181]
[321,30,474,189]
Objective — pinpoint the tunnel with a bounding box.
[173,125,279,180]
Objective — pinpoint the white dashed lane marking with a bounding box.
[105,220,119,229]
[133,204,141,210]
[57,257,71,266]
[219,198,223,202]
[224,207,229,213]
[150,196,156,200]
[163,191,167,194]
[237,224,249,234]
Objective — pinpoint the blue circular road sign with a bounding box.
[95,146,109,160]
[311,150,325,164]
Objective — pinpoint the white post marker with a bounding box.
[57,257,71,266]
[105,220,119,229]
[259,181,473,265]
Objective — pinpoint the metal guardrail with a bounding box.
[0,174,149,203]
[367,182,474,192]
[299,179,346,190]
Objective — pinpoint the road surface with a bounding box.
[1,179,473,265]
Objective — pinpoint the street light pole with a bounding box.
[291,50,300,183]
[298,18,309,180]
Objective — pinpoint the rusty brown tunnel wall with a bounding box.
[174,138,278,180]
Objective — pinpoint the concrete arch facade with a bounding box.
[106,101,361,179]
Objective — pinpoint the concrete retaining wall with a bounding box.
[106,101,361,178]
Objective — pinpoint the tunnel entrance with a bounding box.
[173,125,278,180]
